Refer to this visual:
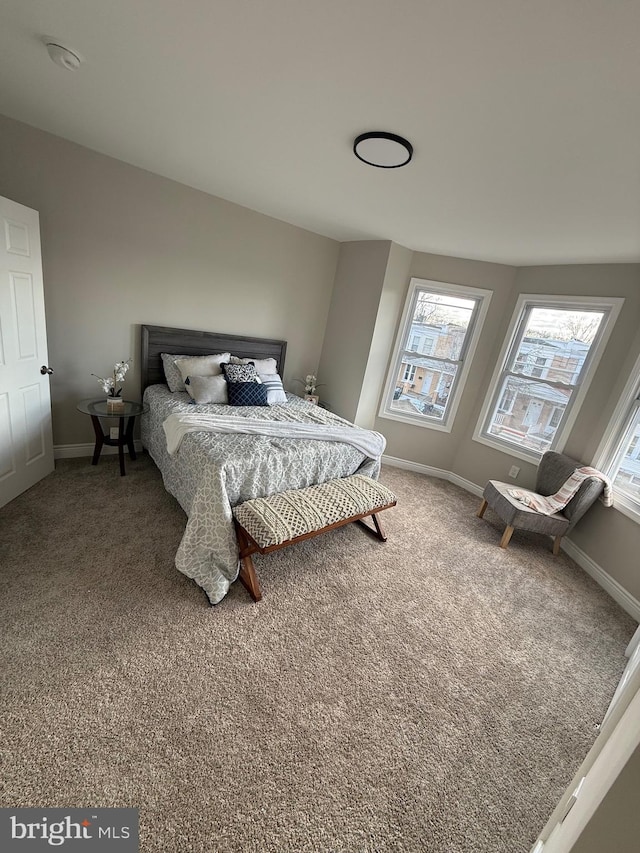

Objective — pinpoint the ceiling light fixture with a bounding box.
[43,38,83,71]
[353,131,413,169]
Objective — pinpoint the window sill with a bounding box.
[379,409,453,433]
[471,432,545,464]
[610,492,640,525]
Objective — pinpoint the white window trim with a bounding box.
[473,293,624,464]
[593,349,640,524]
[379,278,492,432]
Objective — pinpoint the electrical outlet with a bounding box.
[509,465,520,478]
[110,427,119,440]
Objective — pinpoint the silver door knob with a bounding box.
[40,365,54,375]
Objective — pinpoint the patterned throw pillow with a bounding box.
[221,362,259,383]
[258,373,287,404]
[161,353,190,392]
[227,381,268,407]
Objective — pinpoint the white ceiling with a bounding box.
[1,0,639,266]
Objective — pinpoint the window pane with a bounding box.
[612,409,640,504]
[509,308,606,385]
[411,292,476,360]
[390,360,459,422]
[486,377,572,452]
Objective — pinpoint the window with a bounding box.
[402,364,416,382]
[380,278,491,431]
[475,295,623,461]
[547,407,563,430]
[498,387,516,414]
[531,356,548,378]
[594,352,640,522]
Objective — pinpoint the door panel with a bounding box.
[0,196,54,508]
[0,392,14,479]
[13,271,38,358]
[23,383,46,462]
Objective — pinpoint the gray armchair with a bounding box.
[476,451,605,555]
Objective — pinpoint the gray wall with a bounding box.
[318,241,640,603]
[355,241,413,429]
[0,114,340,445]
[317,240,414,427]
[452,264,640,600]
[316,240,393,421]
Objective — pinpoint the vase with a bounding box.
[106,396,124,412]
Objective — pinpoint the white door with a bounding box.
[530,684,640,853]
[523,399,543,427]
[531,640,640,853]
[0,196,54,509]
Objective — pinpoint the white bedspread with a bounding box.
[163,412,386,461]
[141,385,382,604]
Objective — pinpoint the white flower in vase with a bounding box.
[92,358,132,398]
[294,373,325,401]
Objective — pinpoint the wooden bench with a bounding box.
[232,474,397,601]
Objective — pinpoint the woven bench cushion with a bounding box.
[233,474,397,549]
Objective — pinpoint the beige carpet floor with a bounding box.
[0,454,636,853]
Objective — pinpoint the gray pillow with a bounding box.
[161,353,190,392]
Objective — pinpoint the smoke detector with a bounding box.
[43,38,83,71]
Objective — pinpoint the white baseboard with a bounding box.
[381,453,451,481]
[561,539,640,623]
[54,441,144,460]
[382,454,484,497]
[448,472,484,498]
[382,452,640,623]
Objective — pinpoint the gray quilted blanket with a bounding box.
[141,385,381,604]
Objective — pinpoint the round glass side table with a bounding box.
[76,399,149,476]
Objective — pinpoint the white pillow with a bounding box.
[258,373,287,404]
[184,374,228,404]
[230,356,278,374]
[174,353,231,385]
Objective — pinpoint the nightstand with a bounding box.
[77,399,148,476]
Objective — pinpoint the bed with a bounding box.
[140,324,384,604]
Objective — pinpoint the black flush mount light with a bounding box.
[353,131,413,168]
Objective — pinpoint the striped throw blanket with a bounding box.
[509,466,613,515]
